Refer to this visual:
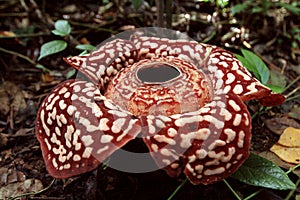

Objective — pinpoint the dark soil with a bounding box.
[0,0,299,200]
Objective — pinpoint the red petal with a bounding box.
[64,39,138,89]
[36,80,141,178]
[206,46,285,106]
[143,93,251,185]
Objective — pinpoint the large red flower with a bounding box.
[36,32,285,185]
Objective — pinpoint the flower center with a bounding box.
[105,57,212,116]
[136,63,181,84]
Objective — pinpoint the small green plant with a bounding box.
[38,20,95,61]
[231,0,300,16]
[231,153,295,190]
[236,49,285,93]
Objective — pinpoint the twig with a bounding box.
[156,0,165,27]
[0,47,36,65]
[223,179,242,200]
[167,178,187,200]
[0,32,50,38]
[8,178,56,200]
[165,0,172,29]
[285,178,300,200]
[283,74,300,93]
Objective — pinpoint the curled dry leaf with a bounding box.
[265,116,300,135]
[0,178,43,199]
[270,127,300,164]
[0,81,27,117]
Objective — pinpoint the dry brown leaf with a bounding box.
[270,144,300,164]
[270,127,300,164]
[265,117,300,135]
[0,178,43,199]
[277,127,300,147]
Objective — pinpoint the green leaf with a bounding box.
[231,153,296,190]
[278,2,300,15]
[239,49,270,84]
[65,69,77,79]
[35,64,49,72]
[131,0,144,10]
[266,70,286,94]
[52,20,71,36]
[75,44,96,51]
[230,3,249,15]
[38,40,67,60]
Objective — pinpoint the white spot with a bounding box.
[195,128,210,140]
[203,115,224,129]
[154,135,176,145]
[243,113,250,126]
[100,134,114,143]
[71,94,78,100]
[171,163,179,169]
[246,82,259,93]
[231,61,240,70]
[233,84,243,94]
[67,105,76,116]
[238,131,245,148]
[96,145,109,155]
[116,119,140,142]
[65,125,75,148]
[229,99,241,111]
[220,147,235,162]
[188,155,197,163]
[208,139,226,150]
[220,108,232,121]
[46,95,60,111]
[58,87,68,94]
[81,135,94,146]
[223,85,231,93]
[225,73,235,84]
[196,149,208,159]
[73,130,82,151]
[224,128,236,143]
[108,109,128,117]
[52,158,58,169]
[174,115,200,127]
[155,119,165,129]
[64,92,71,98]
[204,167,225,175]
[160,149,179,160]
[111,118,126,134]
[151,143,158,152]
[236,153,243,160]
[167,128,177,137]
[44,138,52,150]
[64,164,71,169]
[185,163,194,174]
[82,147,93,158]
[180,132,195,148]
[73,85,81,92]
[233,114,242,126]
[99,118,110,131]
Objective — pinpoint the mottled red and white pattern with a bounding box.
[36,35,285,184]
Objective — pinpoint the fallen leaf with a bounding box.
[0,178,43,199]
[0,133,8,147]
[270,127,300,164]
[277,127,300,147]
[265,117,300,135]
[270,144,300,164]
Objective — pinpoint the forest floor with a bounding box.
[0,0,300,200]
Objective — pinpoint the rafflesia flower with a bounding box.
[36,29,285,185]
